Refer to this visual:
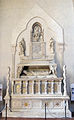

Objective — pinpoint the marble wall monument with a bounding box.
[2,5,71,118]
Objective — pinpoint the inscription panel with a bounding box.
[32,42,46,59]
[32,42,41,59]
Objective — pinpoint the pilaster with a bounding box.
[11,46,16,78]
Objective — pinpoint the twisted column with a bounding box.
[63,65,67,96]
[6,66,10,96]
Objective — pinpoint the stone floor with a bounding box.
[0,118,74,120]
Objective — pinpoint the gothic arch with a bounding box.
[11,4,63,48]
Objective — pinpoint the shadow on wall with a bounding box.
[66,73,71,96]
[2,77,7,98]
[55,44,72,110]
[66,73,72,111]
[54,41,64,95]
[54,41,63,77]
[55,59,64,95]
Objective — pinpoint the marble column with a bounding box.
[45,80,47,94]
[12,81,13,95]
[5,67,10,108]
[51,80,54,94]
[58,80,62,95]
[20,81,21,95]
[12,81,15,94]
[63,65,67,96]
[40,81,42,94]
[6,67,10,96]
[32,80,34,94]
[38,80,40,94]
[26,81,28,94]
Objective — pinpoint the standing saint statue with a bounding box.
[50,65,55,75]
[19,38,26,56]
[49,38,54,53]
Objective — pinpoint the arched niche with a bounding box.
[31,22,43,42]
[12,5,63,46]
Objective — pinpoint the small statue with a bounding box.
[32,25,42,42]
[33,26,40,41]
[49,65,55,75]
[17,66,23,78]
[19,38,26,56]
[49,38,54,53]
[40,33,43,42]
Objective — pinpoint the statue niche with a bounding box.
[19,38,26,56]
[32,22,43,42]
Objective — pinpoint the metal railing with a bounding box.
[0,106,5,114]
[0,104,7,120]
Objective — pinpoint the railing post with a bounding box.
[45,103,46,119]
[38,80,40,94]
[45,81,47,94]
[65,100,67,118]
[9,95,12,112]
[5,103,7,120]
